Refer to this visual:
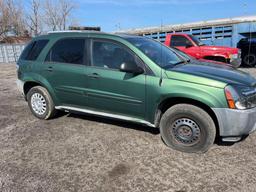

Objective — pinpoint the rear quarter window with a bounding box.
[20,40,49,61]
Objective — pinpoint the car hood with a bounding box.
[166,60,256,87]
[201,45,238,54]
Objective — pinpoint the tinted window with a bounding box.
[92,40,137,70]
[170,35,191,47]
[20,40,48,61]
[20,42,34,60]
[46,39,85,65]
[125,37,183,68]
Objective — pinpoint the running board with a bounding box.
[55,105,155,127]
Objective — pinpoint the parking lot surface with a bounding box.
[1,63,256,192]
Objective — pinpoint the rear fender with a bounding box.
[21,73,60,105]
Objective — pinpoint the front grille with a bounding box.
[238,49,242,59]
[247,94,256,104]
[242,89,256,107]
[242,88,256,96]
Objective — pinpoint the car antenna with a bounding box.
[159,19,163,86]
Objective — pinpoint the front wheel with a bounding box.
[243,53,256,67]
[27,86,57,120]
[160,104,216,153]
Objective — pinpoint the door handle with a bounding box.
[88,73,100,79]
[46,66,53,72]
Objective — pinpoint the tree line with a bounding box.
[0,0,76,38]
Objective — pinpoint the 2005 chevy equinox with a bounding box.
[16,31,256,153]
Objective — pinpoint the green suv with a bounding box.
[17,31,256,153]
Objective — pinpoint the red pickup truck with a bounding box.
[165,33,241,67]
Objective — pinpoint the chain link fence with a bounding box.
[0,44,26,63]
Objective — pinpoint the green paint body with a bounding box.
[19,32,256,125]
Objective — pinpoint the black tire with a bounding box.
[27,86,57,120]
[243,53,256,67]
[160,104,216,153]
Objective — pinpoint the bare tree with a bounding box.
[26,0,42,36]
[0,0,77,38]
[0,0,8,37]
[6,0,26,35]
[44,0,76,31]
[44,0,59,31]
[59,0,75,30]
[0,0,26,38]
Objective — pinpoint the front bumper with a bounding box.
[230,58,242,68]
[212,107,256,137]
[230,51,242,68]
[16,79,24,95]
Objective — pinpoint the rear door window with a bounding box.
[20,40,49,61]
[46,39,85,65]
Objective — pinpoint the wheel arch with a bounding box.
[22,77,59,105]
[203,55,228,63]
[24,81,42,97]
[155,97,220,138]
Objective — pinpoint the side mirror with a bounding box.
[185,44,193,48]
[120,62,144,74]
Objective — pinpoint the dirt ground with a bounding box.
[1,63,256,192]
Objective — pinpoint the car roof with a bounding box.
[32,31,141,41]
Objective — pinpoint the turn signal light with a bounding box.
[225,88,236,109]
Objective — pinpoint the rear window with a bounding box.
[20,40,49,61]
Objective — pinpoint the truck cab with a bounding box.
[165,33,241,67]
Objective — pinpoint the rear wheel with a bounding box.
[27,86,57,120]
[160,104,216,153]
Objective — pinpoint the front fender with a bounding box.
[146,79,228,124]
[163,81,228,107]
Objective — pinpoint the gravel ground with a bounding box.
[1,63,256,192]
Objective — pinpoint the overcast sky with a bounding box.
[73,0,256,32]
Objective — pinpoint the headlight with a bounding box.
[230,54,238,61]
[225,85,256,110]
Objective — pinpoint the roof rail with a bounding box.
[47,30,84,34]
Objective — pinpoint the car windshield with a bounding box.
[189,35,205,46]
[171,47,192,61]
[124,36,184,68]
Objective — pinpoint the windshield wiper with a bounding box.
[173,61,186,65]
[173,59,190,65]
[163,59,190,69]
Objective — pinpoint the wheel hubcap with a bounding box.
[31,93,47,115]
[171,118,201,145]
